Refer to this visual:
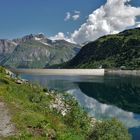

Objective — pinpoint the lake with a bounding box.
[20,73,140,140]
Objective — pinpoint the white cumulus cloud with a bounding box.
[53,0,140,44]
[64,10,80,21]
[64,12,71,21]
[70,0,140,44]
[49,32,73,43]
[50,32,65,40]
[74,10,80,14]
[72,14,80,21]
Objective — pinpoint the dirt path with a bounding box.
[0,102,15,138]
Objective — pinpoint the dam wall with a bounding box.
[10,69,105,76]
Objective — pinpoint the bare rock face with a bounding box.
[13,33,46,44]
[0,40,16,54]
[0,40,17,64]
[0,102,15,137]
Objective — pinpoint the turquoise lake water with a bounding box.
[20,74,140,140]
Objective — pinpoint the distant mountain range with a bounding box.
[62,28,140,69]
[0,33,80,68]
[1,28,140,69]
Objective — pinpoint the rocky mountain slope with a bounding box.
[63,28,140,69]
[0,40,17,64]
[0,34,80,68]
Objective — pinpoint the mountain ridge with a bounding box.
[61,27,140,69]
[0,33,81,68]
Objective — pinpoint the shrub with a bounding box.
[86,118,131,140]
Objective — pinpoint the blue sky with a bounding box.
[0,0,105,38]
[0,0,140,42]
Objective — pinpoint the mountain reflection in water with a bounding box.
[77,75,140,114]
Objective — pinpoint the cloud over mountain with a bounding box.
[70,0,140,44]
[49,32,72,43]
[50,32,66,40]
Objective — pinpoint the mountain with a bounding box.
[0,34,80,68]
[0,39,17,64]
[62,28,140,69]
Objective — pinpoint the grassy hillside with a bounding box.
[0,67,130,140]
[0,67,91,139]
[63,28,140,69]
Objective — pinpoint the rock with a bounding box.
[5,69,15,78]
[45,93,50,96]
[90,117,97,127]
[21,79,29,83]
[49,95,70,116]
[47,129,56,140]
[15,78,28,84]
[16,80,23,84]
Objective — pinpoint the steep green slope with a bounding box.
[0,67,131,140]
[63,28,140,69]
[3,39,80,68]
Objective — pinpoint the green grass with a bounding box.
[0,67,131,140]
[0,67,91,140]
